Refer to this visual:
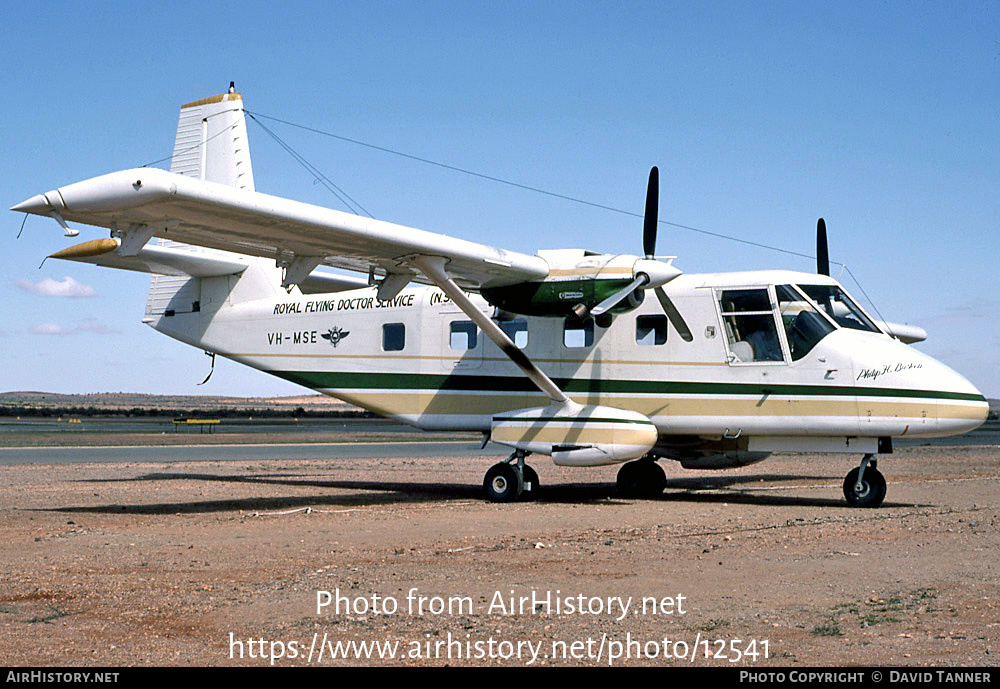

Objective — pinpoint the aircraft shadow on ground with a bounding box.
[30,470,922,514]
[52,472,483,514]
[655,474,921,509]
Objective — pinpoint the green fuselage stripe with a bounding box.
[493,416,653,425]
[270,370,985,403]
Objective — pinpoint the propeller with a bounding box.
[643,166,658,259]
[589,274,649,317]
[812,217,923,342]
[589,167,693,341]
[655,282,693,341]
[816,218,830,276]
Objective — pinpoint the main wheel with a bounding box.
[520,464,540,500]
[843,466,887,508]
[484,462,524,503]
[616,460,666,498]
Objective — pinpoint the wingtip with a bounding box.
[11,193,49,214]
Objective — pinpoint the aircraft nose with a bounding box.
[853,335,988,438]
[931,359,989,436]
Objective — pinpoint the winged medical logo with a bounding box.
[321,326,350,347]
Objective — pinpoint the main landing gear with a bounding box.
[483,451,539,503]
[616,456,667,498]
[843,454,887,508]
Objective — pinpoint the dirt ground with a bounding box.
[1,445,998,667]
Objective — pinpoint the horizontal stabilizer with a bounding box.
[49,238,249,277]
[50,238,375,295]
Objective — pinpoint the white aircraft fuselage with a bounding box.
[150,266,986,465]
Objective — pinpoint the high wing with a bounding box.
[14,165,570,403]
[13,167,550,293]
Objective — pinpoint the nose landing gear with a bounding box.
[843,454,887,508]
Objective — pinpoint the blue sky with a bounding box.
[3,1,998,397]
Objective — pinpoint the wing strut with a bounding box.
[411,255,572,405]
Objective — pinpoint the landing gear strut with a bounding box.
[616,456,667,498]
[843,454,887,508]
[483,451,539,503]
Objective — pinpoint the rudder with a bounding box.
[146,84,280,317]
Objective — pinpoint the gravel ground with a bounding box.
[1,445,998,667]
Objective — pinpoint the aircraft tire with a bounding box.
[484,462,524,503]
[843,466,887,508]
[616,460,666,498]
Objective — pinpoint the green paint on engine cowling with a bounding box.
[481,278,643,317]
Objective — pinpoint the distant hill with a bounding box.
[0,391,359,415]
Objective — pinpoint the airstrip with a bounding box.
[1,416,998,666]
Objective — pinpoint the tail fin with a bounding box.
[146,85,280,317]
[168,86,255,189]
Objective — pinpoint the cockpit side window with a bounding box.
[718,289,784,363]
[798,284,881,333]
[776,285,835,361]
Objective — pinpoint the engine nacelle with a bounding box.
[491,404,658,467]
[480,252,679,319]
[481,276,643,318]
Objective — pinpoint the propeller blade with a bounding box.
[816,218,830,276]
[643,166,659,258]
[654,287,694,342]
[590,274,648,317]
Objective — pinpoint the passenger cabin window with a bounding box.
[636,315,668,346]
[382,323,405,351]
[499,319,528,348]
[449,320,478,350]
[798,284,881,333]
[776,285,835,361]
[563,318,594,348]
[718,289,783,363]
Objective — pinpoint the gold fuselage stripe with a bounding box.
[315,389,982,422]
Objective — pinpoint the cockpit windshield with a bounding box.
[776,285,835,361]
[797,284,881,334]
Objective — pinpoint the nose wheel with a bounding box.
[843,454,887,508]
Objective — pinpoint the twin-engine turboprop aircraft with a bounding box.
[13,88,988,507]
